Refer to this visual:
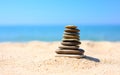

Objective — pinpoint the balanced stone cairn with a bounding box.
[55,25,85,58]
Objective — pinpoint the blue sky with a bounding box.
[0,0,120,25]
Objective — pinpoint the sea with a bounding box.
[0,24,120,42]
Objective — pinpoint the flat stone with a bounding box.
[65,29,80,33]
[59,45,79,49]
[65,25,77,29]
[55,49,84,55]
[64,32,79,36]
[61,41,81,46]
[63,35,79,39]
[62,39,80,42]
[55,54,85,59]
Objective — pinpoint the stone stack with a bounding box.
[55,25,85,58]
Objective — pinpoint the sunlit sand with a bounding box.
[0,41,120,75]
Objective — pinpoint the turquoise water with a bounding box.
[0,24,120,42]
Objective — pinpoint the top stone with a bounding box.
[65,25,77,29]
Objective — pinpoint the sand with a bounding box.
[0,41,120,75]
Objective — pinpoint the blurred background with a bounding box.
[0,0,120,42]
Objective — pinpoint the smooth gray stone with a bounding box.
[63,35,79,39]
[59,45,79,49]
[64,32,79,35]
[65,29,80,33]
[62,39,80,42]
[65,25,77,29]
[61,41,81,46]
[55,49,84,55]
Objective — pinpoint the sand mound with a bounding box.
[0,41,120,75]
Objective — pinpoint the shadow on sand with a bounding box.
[84,55,100,62]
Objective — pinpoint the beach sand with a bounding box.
[0,41,120,75]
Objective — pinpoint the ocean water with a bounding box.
[0,24,120,42]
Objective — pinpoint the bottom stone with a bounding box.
[55,49,84,55]
[55,54,85,59]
